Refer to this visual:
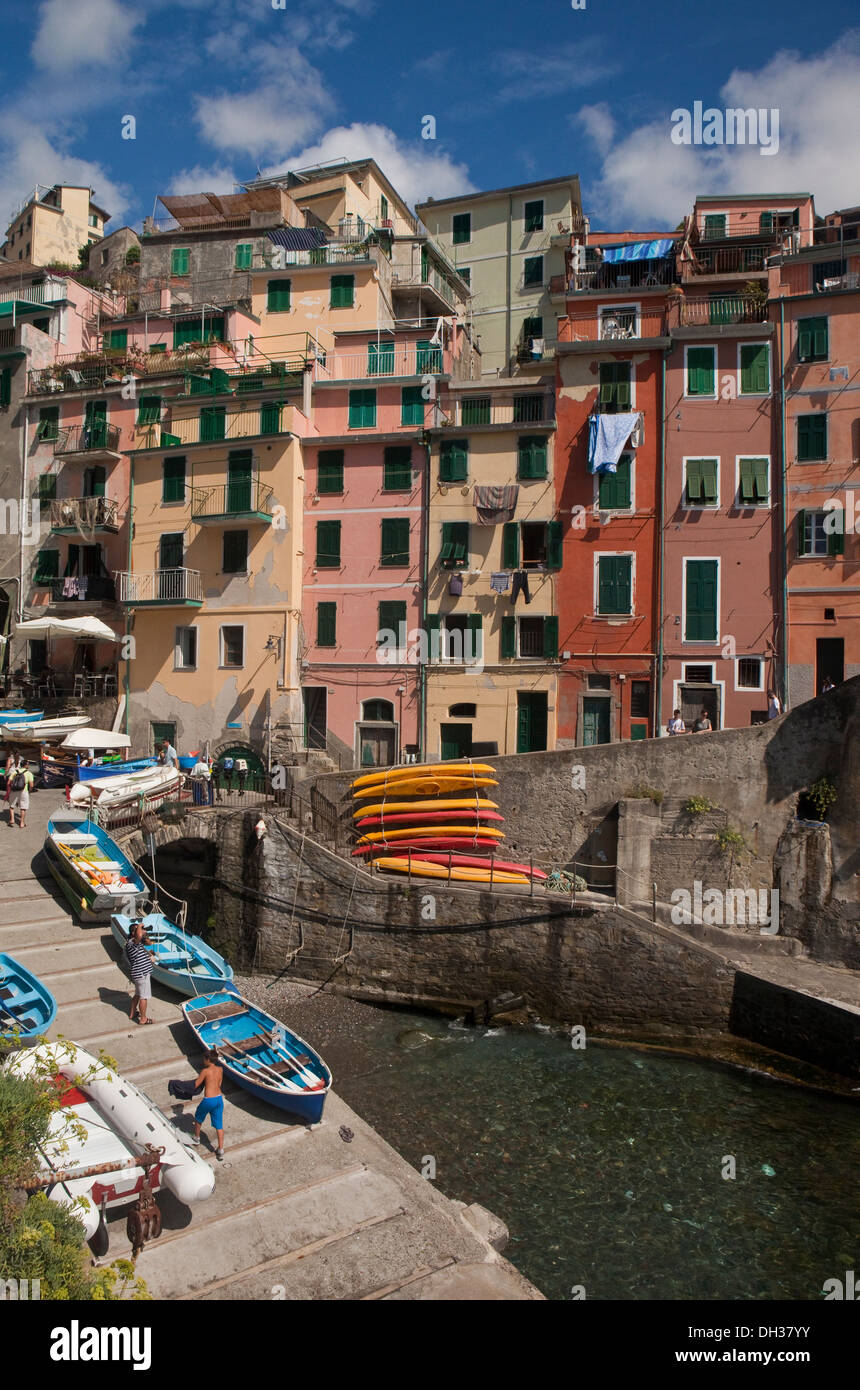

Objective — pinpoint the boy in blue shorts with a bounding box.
[191,1048,225,1160]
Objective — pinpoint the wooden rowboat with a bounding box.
[0,955,57,1040]
[111,912,233,998]
[44,815,148,922]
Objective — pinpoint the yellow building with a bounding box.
[2,185,108,266]
[425,376,560,757]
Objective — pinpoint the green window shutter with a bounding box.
[378,601,406,642]
[105,328,127,350]
[260,401,281,435]
[37,407,59,441]
[159,533,184,569]
[348,389,376,428]
[171,248,190,276]
[466,612,483,662]
[685,459,704,504]
[0,368,11,408]
[797,316,827,362]
[317,602,337,647]
[267,279,291,312]
[545,520,563,571]
[368,341,394,376]
[686,347,715,396]
[738,458,756,504]
[701,458,718,504]
[416,340,441,374]
[543,615,559,659]
[440,522,469,569]
[461,396,491,426]
[383,446,412,491]
[235,243,252,270]
[381,517,410,566]
[34,549,59,583]
[223,530,249,573]
[740,343,770,394]
[598,454,631,509]
[703,214,726,238]
[524,200,544,232]
[83,466,106,498]
[797,509,808,556]
[315,519,341,567]
[199,407,225,442]
[685,560,718,641]
[523,256,543,287]
[598,555,632,614]
[797,414,827,461]
[162,456,186,503]
[37,473,57,508]
[452,213,470,245]
[752,457,769,501]
[401,385,424,427]
[501,615,516,659]
[317,449,344,494]
[173,319,201,348]
[759,211,774,232]
[599,362,631,410]
[517,436,548,480]
[137,394,161,425]
[502,521,520,569]
[330,275,355,308]
[439,439,468,482]
[827,524,845,557]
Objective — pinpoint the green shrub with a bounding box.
[624,784,663,805]
[685,795,715,815]
[716,826,746,855]
[806,777,837,821]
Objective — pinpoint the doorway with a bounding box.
[358,724,396,767]
[581,696,610,746]
[517,691,548,752]
[680,684,720,729]
[816,637,844,693]
[302,687,327,750]
[440,722,472,760]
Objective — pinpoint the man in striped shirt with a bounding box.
[126,922,155,1025]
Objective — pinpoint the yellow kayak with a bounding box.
[353,776,497,800]
[351,762,496,792]
[353,797,499,820]
[373,857,528,885]
[357,825,505,845]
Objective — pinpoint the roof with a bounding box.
[158,188,288,227]
[695,192,811,203]
[417,175,581,212]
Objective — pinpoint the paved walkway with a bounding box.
[3,792,541,1300]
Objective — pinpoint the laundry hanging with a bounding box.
[588,412,642,474]
[474,484,519,525]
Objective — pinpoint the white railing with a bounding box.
[315,345,444,381]
[115,568,202,604]
[5,278,68,305]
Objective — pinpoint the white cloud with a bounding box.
[576,104,615,159]
[163,164,240,196]
[0,114,131,235]
[264,123,476,206]
[194,47,334,158]
[31,0,142,72]
[576,33,860,227]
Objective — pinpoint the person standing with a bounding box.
[8,759,34,828]
[666,709,686,735]
[3,749,15,805]
[190,1049,225,1160]
[190,756,210,806]
[767,690,782,720]
[161,738,179,769]
[125,921,155,1025]
[692,709,712,733]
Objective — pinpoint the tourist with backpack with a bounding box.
[8,758,34,829]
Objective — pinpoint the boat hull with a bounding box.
[353,776,497,800]
[70,765,183,808]
[351,761,496,791]
[353,836,503,855]
[111,913,233,998]
[44,817,148,922]
[0,954,57,1040]
[354,810,505,830]
[77,757,158,782]
[356,824,505,845]
[374,857,529,884]
[353,797,498,820]
[377,851,547,878]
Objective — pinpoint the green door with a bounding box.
[516,692,548,753]
[227,451,253,513]
[440,723,472,761]
[84,400,108,448]
[582,697,611,746]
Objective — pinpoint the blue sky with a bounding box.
[1,0,858,236]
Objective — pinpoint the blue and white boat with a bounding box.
[44,814,148,922]
[182,988,331,1124]
[0,710,43,724]
[110,912,233,997]
[77,757,158,782]
[0,954,57,1040]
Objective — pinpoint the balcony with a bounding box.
[314,344,444,381]
[564,261,678,294]
[50,497,121,534]
[449,394,554,429]
[392,266,461,311]
[679,296,768,327]
[53,424,122,461]
[0,277,68,317]
[190,479,274,524]
[116,567,203,606]
[255,246,371,268]
[50,575,116,604]
[682,245,769,278]
[561,307,669,344]
[135,405,293,451]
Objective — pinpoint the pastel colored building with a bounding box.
[2,184,109,267]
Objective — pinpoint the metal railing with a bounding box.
[135,406,291,450]
[811,220,860,248]
[255,245,371,268]
[682,245,768,276]
[190,479,274,519]
[454,395,553,427]
[115,567,203,604]
[0,328,16,350]
[392,265,460,309]
[566,262,678,293]
[50,575,116,602]
[679,295,768,326]
[2,277,68,305]
[53,423,122,455]
[141,215,253,236]
[694,214,793,241]
[314,344,444,380]
[50,497,121,531]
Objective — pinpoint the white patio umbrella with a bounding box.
[61,727,131,750]
[14,616,119,640]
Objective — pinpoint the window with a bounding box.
[798,509,843,557]
[88,213,99,228]
[315,519,341,568]
[137,394,161,426]
[588,674,611,690]
[685,559,718,641]
[200,406,226,442]
[811,260,843,292]
[171,248,190,277]
[223,530,248,574]
[0,368,10,409]
[684,664,714,684]
[260,401,281,436]
[440,522,469,570]
[598,453,632,510]
[235,243,253,270]
[513,395,544,423]
[367,340,394,376]
[797,414,827,461]
[739,343,770,395]
[511,520,563,570]
[383,446,412,491]
[522,315,542,341]
[362,699,393,722]
[159,532,183,569]
[37,473,56,509]
[599,361,631,412]
[378,600,406,645]
[160,455,185,505]
[524,200,544,232]
[401,385,424,427]
[685,458,718,507]
[738,457,769,506]
[686,346,715,397]
[348,389,376,429]
[630,680,650,717]
[317,602,337,647]
[104,328,127,351]
[461,396,490,426]
[37,407,59,442]
[518,436,548,480]
[597,555,633,615]
[151,722,176,753]
[797,316,828,363]
[317,449,344,494]
[175,627,197,670]
[449,702,477,718]
[267,279,291,312]
[220,625,244,668]
[82,466,105,498]
[737,658,763,689]
[458,267,471,286]
[452,213,471,245]
[440,439,468,483]
[703,214,726,238]
[381,517,410,566]
[416,340,442,373]
[330,275,355,308]
[523,256,543,287]
[33,317,50,334]
[34,549,59,584]
[379,195,389,222]
[501,615,558,659]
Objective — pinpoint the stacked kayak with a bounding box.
[350,762,546,885]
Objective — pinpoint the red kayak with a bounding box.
[354,809,505,831]
[352,836,501,856]
[381,850,547,879]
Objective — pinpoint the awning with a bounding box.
[61,727,131,750]
[15,616,120,640]
[601,238,675,263]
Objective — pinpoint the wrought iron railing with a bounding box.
[679,296,768,326]
[50,575,116,602]
[53,423,121,455]
[190,479,274,519]
[50,497,121,531]
[115,567,202,604]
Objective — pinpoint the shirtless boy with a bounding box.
[191,1048,225,1160]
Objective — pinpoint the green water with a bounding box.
[324,1013,859,1301]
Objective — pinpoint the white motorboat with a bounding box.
[69,764,183,809]
[0,714,92,741]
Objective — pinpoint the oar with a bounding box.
[218,1039,302,1093]
[253,1031,320,1088]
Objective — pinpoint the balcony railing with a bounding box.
[452,395,553,428]
[392,266,460,309]
[116,568,203,605]
[141,215,253,236]
[694,213,795,241]
[51,575,116,603]
[1,277,68,307]
[679,296,768,326]
[811,220,860,248]
[255,246,371,268]
[683,245,768,277]
[565,261,678,293]
[314,345,444,381]
[134,405,291,451]
[50,497,121,532]
[0,328,16,350]
[190,479,274,521]
[53,423,122,456]
[562,308,669,342]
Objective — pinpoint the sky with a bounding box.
[0,0,858,238]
